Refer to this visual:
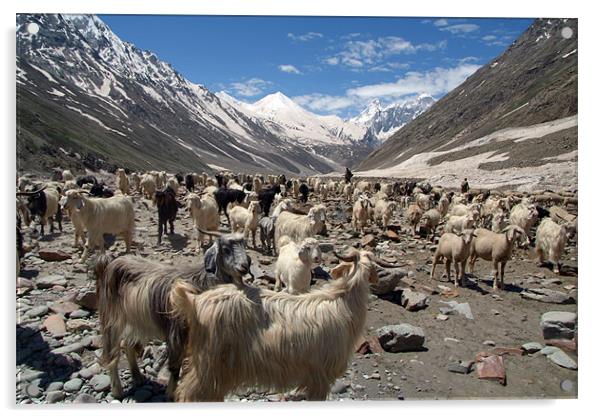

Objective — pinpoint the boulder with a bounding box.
[520,288,575,304]
[38,250,71,262]
[400,289,429,311]
[376,324,425,353]
[540,311,577,340]
[35,275,67,289]
[370,268,405,295]
[42,314,66,337]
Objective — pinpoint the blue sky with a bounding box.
[99,15,533,117]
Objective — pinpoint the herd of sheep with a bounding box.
[15,168,578,402]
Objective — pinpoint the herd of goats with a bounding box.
[15,167,578,402]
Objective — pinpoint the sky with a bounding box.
[99,15,533,118]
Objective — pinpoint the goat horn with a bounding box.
[16,185,47,195]
[333,249,358,263]
[369,254,402,268]
[198,229,223,237]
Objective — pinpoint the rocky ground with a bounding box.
[16,179,578,404]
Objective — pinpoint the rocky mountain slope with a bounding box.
[357,18,577,191]
[16,14,435,176]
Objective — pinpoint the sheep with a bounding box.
[60,190,135,261]
[94,231,251,399]
[444,213,475,234]
[420,208,441,240]
[535,219,570,274]
[62,170,74,182]
[415,192,432,211]
[405,204,423,235]
[140,174,157,200]
[116,169,129,195]
[274,236,322,294]
[373,199,396,231]
[229,201,261,248]
[468,226,525,290]
[352,196,372,233]
[186,192,220,251]
[437,195,450,217]
[491,210,508,233]
[130,173,141,193]
[509,203,539,244]
[274,204,327,253]
[170,248,397,402]
[16,185,62,236]
[430,230,477,287]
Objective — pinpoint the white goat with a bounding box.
[274,236,322,294]
[274,204,327,253]
[186,192,220,251]
[535,218,570,274]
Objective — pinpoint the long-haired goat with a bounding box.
[274,204,327,254]
[94,230,251,400]
[170,248,397,402]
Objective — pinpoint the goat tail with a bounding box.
[170,280,199,322]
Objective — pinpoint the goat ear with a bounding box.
[331,262,352,279]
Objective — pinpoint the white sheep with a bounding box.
[430,230,477,287]
[274,236,322,294]
[352,196,372,233]
[444,213,475,234]
[405,204,423,234]
[116,168,129,195]
[274,204,327,253]
[509,203,539,244]
[186,192,220,251]
[140,174,156,200]
[170,248,393,402]
[229,201,261,248]
[468,225,525,290]
[373,199,396,231]
[60,190,135,261]
[535,218,570,274]
[420,208,442,240]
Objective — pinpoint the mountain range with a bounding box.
[16,14,434,175]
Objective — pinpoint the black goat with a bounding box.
[185,174,195,192]
[374,182,381,192]
[213,187,246,224]
[215,173,225,188]
[16,186,62,235]
[403,180,417,196]
[257,184,281,217]
[90,182,114,198]
[299,183,309,203]
[76,175,98,188]
[175,173,184,184]
[155,186,180,244]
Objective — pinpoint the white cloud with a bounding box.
[440,23,480,34]
[278,64,302,74]
[228,78,272,97]
[325,36,446,70]
[433,18,449,27]
[293,62,481,115]
[482,35,497,41]
[346,63,481,99]
[287,32,323,42]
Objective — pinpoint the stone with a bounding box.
[520,288,575,304]
[75,291,98,311]
[133,389,153,402]
[49,301,80,314]
[38,250,71,262]
[66,319,94,332]
[436,314,449,321]
[43,314,66,336]
[64,378,84,392]
[35,275,67,289]
[16,277,34,289]
[540,345,561,356]
[90,374,111,392]
[386,230,400,241]
[73,393,98,403]
[25,305,48,318]
[400,289,429,311]
[25,383,42,398]
[69,309,90,319]
[51,341,85,355]
[483,340,496,346]
[447,361,473,374]
[476,354,506,385]
[376,324,425,353]
[545,338,577,352]
[370,268,405,295]
[540,311,577,340]
[47,382,64,392]
[46,390,65,403]
[355,335,384,354]
[548,350,578,370]
[359,234,377,248]
[521,342,544,354]
[439,301,474,320]
[491,347,525,356]
[16,369,43,384]
[318,242,334,253]
[331,380,350,394]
